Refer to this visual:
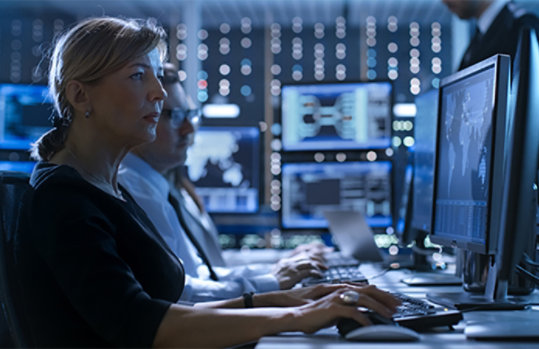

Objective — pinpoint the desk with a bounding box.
[255,263,539,348]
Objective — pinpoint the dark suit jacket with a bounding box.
[459,3,539,70]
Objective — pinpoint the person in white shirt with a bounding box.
[118,63,328,302]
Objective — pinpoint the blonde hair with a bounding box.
[31,17,167,161]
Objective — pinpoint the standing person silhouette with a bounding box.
[442,0,539,70]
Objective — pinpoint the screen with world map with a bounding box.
[433,66,495,245]
[185,126,260,213]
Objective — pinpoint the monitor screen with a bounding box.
[0,84,53,149]
[0,161,35,173]
[185,126,260,213]
[411,89,439,236]
[280,161,392,229]
[281,82,392,151]
[432,55,510,254]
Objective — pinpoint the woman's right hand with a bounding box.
[287,284,400,334]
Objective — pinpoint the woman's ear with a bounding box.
[65,80,90,116]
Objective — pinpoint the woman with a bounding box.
[19,16,399,348]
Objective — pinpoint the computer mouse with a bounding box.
[337,312,420,342]
[345,324,421,341]
[337,310,394,335]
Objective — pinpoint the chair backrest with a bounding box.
[0,171,33,347]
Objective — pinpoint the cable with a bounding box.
[365,268,391,280]
[516,265,539,285]
[411,244,442,256]
[521,253,539,268]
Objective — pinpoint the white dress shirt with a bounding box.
[118,153,278,302]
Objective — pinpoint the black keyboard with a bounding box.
[392,293,462,330]
[302,264,367,286]
[337,292,462,335]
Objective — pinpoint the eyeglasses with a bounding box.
[162,108,201,128]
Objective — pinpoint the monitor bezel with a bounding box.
[279,79,394,152]
[430,54,511,255]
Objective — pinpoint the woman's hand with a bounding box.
[288,285,401,334]
[253,283,362,307]
[288,241,334,259]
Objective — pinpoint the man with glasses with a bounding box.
[118,63,326,303]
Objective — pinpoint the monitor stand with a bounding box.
[427,256,530,310]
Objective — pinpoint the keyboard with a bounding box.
[392,292,462,330]
[323,252,360,267]
[337,292,463,334]
[302,263,367,286]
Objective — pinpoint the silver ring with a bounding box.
[340,290,360,305]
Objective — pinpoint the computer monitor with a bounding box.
[185,126,260,213]
[426,54,533,309]
[431,54,510,255]
[0,84,53,150]
[281,81,392,151]
[280,161,392,229]
[394,164,414,245]
[410,89,439,243]
[494,27,539,299]
[0,161,35,173]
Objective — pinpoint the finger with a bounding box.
[295,260,325,271]
[331,296,372,327]
[359,285,401,310]
[354,293,395,318]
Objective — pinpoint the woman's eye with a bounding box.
[130,72,143,80]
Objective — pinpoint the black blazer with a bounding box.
[459,3,539,70]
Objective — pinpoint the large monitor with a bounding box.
[410,89,439,243]
[280,161,392,229]
[431,54,510,255]
[426,54,530,309]
[185,126,260,213]
[494,27,539,299]
[0,84,53,150]
[281,82,392,151]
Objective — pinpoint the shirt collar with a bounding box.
[477,0,509,34]
[120,152,171,199]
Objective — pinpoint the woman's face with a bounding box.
[86,47,167,148]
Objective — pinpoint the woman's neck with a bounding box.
[51,131,129,200]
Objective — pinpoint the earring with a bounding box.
[85,110,90,118]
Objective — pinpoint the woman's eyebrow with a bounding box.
[126,62,151,70]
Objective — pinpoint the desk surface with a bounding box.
[254,262,539,348]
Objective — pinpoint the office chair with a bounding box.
[0,171,33,347]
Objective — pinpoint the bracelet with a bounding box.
[243,292,255,308]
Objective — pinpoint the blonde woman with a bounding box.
[17,16,399,348]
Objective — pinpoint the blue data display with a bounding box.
[281,82,392,151]
[281,161,392,229]
[186,126,260,213]
[0,84,53,150]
